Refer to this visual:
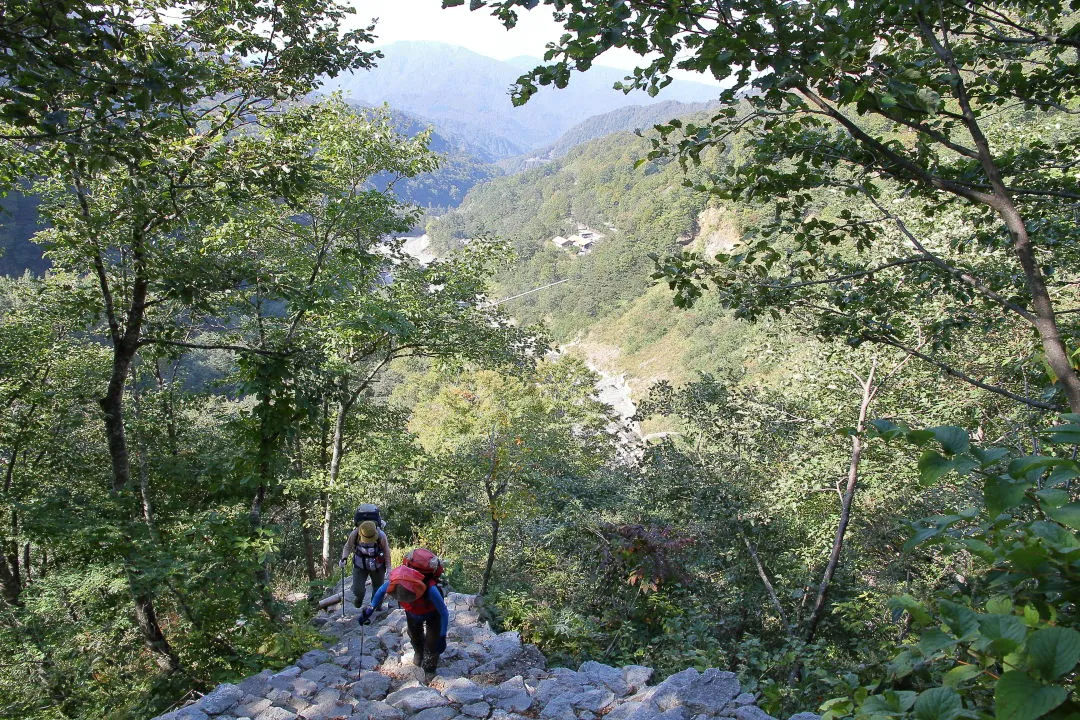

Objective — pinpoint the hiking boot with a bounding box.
[421,654,439,674]
[411,651,424,667]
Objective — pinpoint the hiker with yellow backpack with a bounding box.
[360,548,448,675]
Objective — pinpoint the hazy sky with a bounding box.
[345,0,698,79]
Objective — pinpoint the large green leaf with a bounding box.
[920,628,958,657]
[1027,627,1080,681]
[1044,502,1080,531]
[939,601,979,639]
[930,426,970,455]
[915,687,962,720]
[995,672,1067,720]
[985,475,1032,516]
[976,614,1028,656]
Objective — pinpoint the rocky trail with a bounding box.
[154,585,820,720]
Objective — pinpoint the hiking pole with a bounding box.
[340,562,345,620]
[357,621,366,679]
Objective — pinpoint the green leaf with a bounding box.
[1029,521,1080,551]
[986,596,1014,615]
[942,664,982,688]
[939,600,979,639]
[1044,423,1080,445]
[1023,605,1041,627]
[957,537,996,562]
[985,475,1032,516]
[1036,489,1071,508]
[1027,627,1080,681]
[1008,457,1072,480]
[915,686,962,720]
[977,614,1028,656]
[920,628,959,657]
[920,450,956,485]
[995,671,1067,720]
[973,447,1011,466]
[1044,502,1080,531]
[930,426,970,454]
[890,594,932,624]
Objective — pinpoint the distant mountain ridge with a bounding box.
[498,100,721,173]
[321,41,720,159]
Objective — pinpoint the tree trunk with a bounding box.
[741,532,791,636]
[98,294,182,673]
[481,514,499,597]
[317,492,330,582]
[804,362,877,643]
[323,394,349,577]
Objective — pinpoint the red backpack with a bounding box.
[403,548,444,582]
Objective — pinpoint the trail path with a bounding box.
[155,583,821,720]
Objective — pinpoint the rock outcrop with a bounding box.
[154,591,819,720]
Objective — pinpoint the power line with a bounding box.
[490,278,571,306]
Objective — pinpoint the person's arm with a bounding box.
[369,579,390,610]
[428,585,449,636]
[340,528,358,563]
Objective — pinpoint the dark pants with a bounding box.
[352,563,385,607]
[406,611,441,672]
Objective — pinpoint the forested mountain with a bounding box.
[498,100,720,173]
[322,42,721,158]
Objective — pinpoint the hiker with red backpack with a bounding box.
[339,504,391,609]
[359,548,448,675]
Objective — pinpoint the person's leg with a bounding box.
[353,565,370,606]
[421,614,441,673]
[406,614,425,666]
[369,566,386,602]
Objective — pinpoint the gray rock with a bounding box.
[267,689,292,705]
[461,702,491,718]
[235,699,273,717]
[579,661,630,697]
[483,632,523,663]
[350,700,405,720]
[276,666,302,680]
[255,708,298,720]
[573,689,615,713]
[158,708,210,720]
[647,668,700,711]
[540,698,578,720]
[302,702,355,720]
[301,662,348,685]
[443,678,486,705]
[239,670,275,697]
[492,690,533,713]
[733,694,757,707]
[298,650,331,670]
[288,678,320,699]
[734,707,776,720]
[534,678,586,707]
[412,707,460,720]
[657,709,689,720]
[600,704,646,720]
[787,713,822,720]
[350,671,392,700]
[385,686,450,713]
[197,683,243,714]
[623,666,654,690]
[678,670,742,715]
